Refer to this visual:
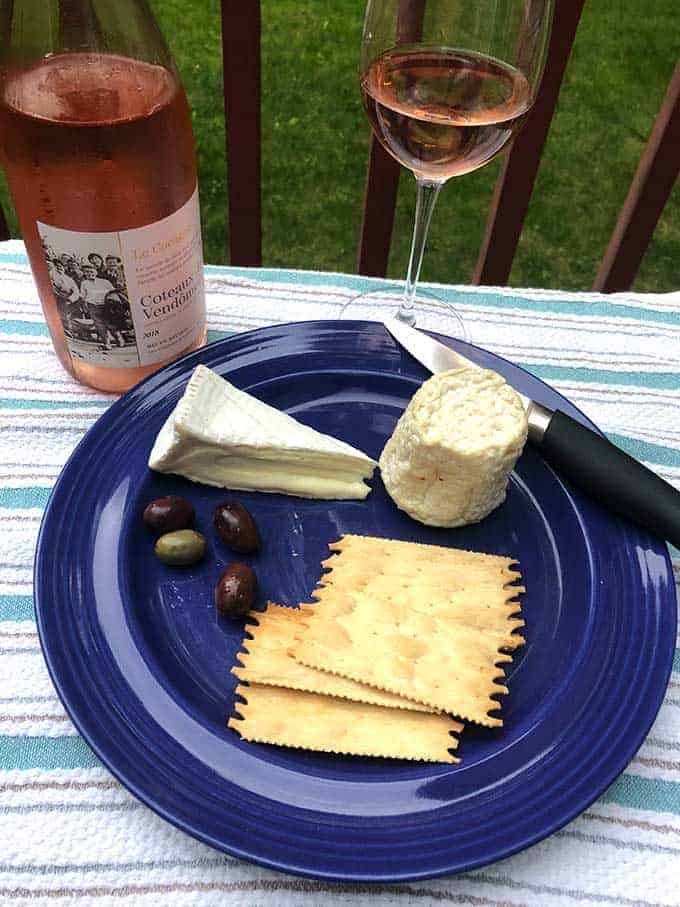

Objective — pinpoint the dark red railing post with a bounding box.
[357,139,401,277]
[593,60,680,293]
[357,0,425,276]
[221,1,262,266]
[473,0,586,286]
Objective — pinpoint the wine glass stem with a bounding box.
[397,176,443,325]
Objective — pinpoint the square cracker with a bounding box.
[229,682,462,762]
[292,534,524,726]
[233,603,433,713]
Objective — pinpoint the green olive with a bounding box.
[154,529,206,566]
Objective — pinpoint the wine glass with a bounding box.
[341,0,554,334]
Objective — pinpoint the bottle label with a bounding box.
[37,186,206,368]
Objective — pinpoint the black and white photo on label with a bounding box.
[40,230,140,367]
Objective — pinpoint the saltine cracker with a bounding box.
[292,535,524,726]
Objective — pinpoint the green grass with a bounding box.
[1,0,677,292]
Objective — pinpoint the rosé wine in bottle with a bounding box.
[0,1,206,393]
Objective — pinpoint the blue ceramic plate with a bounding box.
[35,321,676,882]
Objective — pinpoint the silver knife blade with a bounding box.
[384,317,476,376]
[383,318,548,438]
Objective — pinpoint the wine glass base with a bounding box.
[338,289,470,341]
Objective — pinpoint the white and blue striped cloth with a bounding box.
[1,238,679,906]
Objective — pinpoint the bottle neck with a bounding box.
[0,0,177,77]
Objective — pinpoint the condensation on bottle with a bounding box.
[0,0,207,392]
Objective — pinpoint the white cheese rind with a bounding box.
[149,365,376,499]
[379,367,528,527]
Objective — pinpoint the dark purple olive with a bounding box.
[143,496,195,535]
[213,502,261,554]
[215,563,257,618]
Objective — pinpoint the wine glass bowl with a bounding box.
[360,48,534,182]
[342,0,554,330]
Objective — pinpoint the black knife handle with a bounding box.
[538,409,680,547]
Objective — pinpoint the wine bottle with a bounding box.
[0,0,206,393]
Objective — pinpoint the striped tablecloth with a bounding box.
[1,238,679,906]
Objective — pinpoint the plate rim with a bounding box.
[34,319,677,882]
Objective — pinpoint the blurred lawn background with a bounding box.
[1,0,677,291]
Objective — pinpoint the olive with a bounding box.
[215,563,257,618]
[155,529,206,566]
[213,502,261,554]
[144,496,195,535]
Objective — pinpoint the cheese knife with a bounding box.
[383,317,680,547]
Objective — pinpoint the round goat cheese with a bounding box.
[379,367,528,527]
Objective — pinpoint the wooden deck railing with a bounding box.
[0,2,677,292]
[221,0,262,268]
[593,60,680,293]
[472,0,586,286]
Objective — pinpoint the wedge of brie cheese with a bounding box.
[149,365,376,499]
